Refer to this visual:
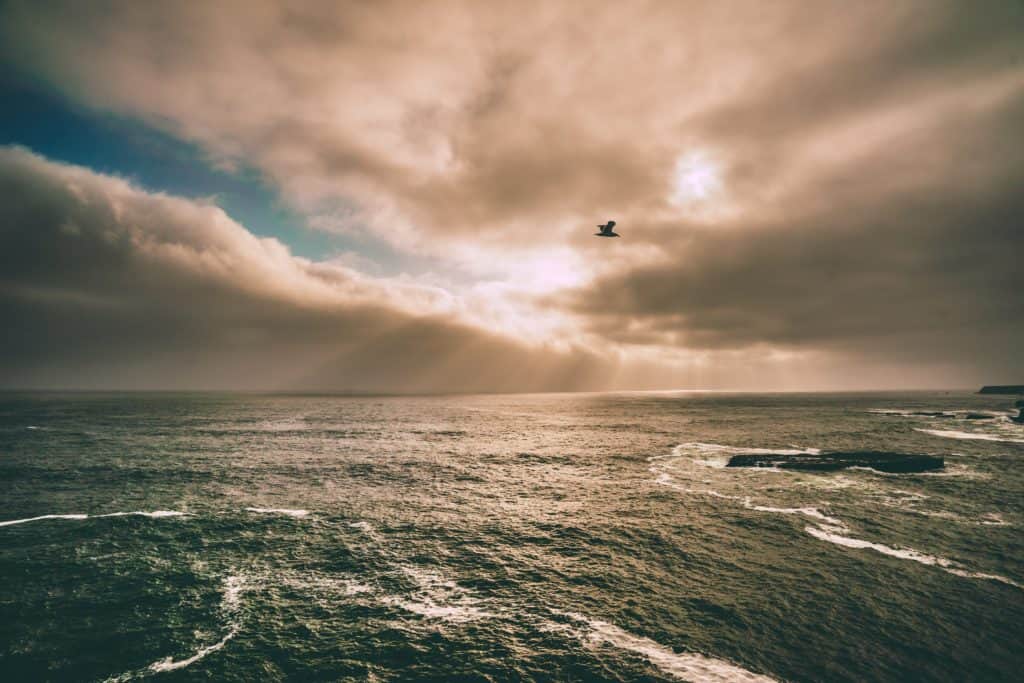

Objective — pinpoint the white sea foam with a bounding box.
[668,442,820,459]
[0,513,88,527]
[915,428,1024,444]
[804,526,1022,590]
[104,573,247,682]
[147,627,238,673]
[385,567,495,624]
[244,507,309,518]
[744,503,846,529]
[980,513,1011,527]
[556,612,778,682]
[96,510,190,519]
[0,510,191,527]
[654,470,846,529]
[847,463,982,478]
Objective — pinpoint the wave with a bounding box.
[95,511,190,519]
[744,503,846,529]
[0,511,188,527]
[147,628,238,674]
[861,464,983,479]
[0,513,88,527]
[663,442,821,460]
[804,526,1021,590]
[653,469,845,529]
[915,428,1024,444]
[384,566,495,624]
[869,409,1007,420]
[553,612,778,682]
[104,573,247,682]
[244,507,309,518]
[281,572,373,597]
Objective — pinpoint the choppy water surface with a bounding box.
[1,391,1022,682]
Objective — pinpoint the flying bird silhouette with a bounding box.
[595,220,619,237]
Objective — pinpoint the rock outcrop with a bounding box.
[726,451,944,473]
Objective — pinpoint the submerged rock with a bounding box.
[726,451,944,473]
[1013,400,1024,424]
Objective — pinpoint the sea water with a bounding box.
[1,391,1021,681]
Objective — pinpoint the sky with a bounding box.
[0,0,1021,392]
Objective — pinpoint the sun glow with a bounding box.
[671,150,723,208]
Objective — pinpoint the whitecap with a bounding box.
[666,442,820,459]
[804,526,1022,590]
[915,428,1024,444]
[555,612,779,682]
[96,510,191,519]
[1,510,191,527]
[103,573,247,682]
[244,507,309,518]
[847,463,982,478]
[743,502,846,529]
[147,627,238,674]
[0,513,88,527]
[385,567,495,624]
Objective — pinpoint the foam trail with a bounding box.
[804,526,1022,590]
[558,612,778,682]
[916,428,1024,444]
[384,567,495,624]
[1,511,193,527]
[0,514,88,527]
[659,442,821,460]
[147,628,238,673]
[744,503,846,529]
[95,511,190,519]
[103,573,247,682]
[244,507,309,518]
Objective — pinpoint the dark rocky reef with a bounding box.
[1014,400,1024,425]
[875,410,991,419]
[726,451,944,474]
[978,385,1024,395]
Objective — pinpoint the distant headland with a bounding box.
[978,385,1024,395]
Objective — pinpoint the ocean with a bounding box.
[1,391,1021,682]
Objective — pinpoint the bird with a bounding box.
[595,220,619,237]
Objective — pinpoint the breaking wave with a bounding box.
[384,567,495,624]
[551,612,779,682]
[104,573,247,682]
[915,428,1024,444]
[804,526,1021,590]
[0,511,188,527]
[244,507,309,518]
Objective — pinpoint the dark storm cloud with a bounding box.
[0,1,1022,388]
[0,148,609,391]
[568,89,1024,371]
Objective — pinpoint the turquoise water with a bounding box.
[1,391,1022,681]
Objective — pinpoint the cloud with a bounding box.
[1,1,1022,388]
[0,147,610,391]
[566,87,1024,374]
